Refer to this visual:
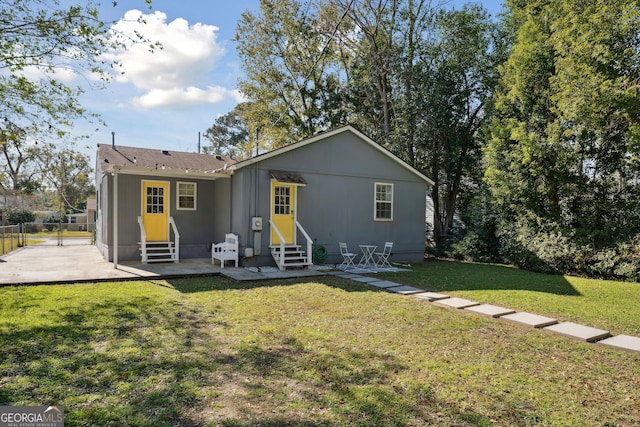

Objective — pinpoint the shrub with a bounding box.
[6,210,35,225]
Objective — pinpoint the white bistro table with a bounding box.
[357,245,378,269]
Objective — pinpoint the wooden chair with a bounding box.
[212,233,239,268]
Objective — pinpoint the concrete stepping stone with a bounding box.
[367,280,404,289]
[412,292,450,301]
[433,297,479,309]
[386,285,424,294]
[334,273,363,279]
[350,276,381,283]
[465,304,516,318]
[597,335,640,354]
[500,312,558,328]
[543,322,610,342]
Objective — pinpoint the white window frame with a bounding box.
[176,181,197,211]
[374,182,394,221]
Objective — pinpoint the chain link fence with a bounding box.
[0,225,21,256]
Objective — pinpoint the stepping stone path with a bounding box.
[386,285,424,294]
[465,304,515,318]
[368,280,404,289]
[543,322,610,342]
[350,276,381,283]
[500,312,558,328]
[598,335,640,353]
[331,269,640,354]
[433,297,479,309]
[411,292,450,301]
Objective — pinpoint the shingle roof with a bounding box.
[97,144,237,175]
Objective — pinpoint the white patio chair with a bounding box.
[375,242,393,269]
[338,242,357,271]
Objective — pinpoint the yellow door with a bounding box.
[142,181,169,241]
[271,181,296,244]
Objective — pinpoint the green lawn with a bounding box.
[26,230,93,238]
[378,259,640,336]
[0,264,638,426]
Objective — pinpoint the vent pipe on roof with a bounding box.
[111,131,116,150]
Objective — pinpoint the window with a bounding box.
[146,186,165,214]
[273,185,291,215]
[177,182,196,210]
[374,183,393,221]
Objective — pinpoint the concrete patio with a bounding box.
[0,242,326,285]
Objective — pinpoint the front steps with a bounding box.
[270,244,312,270]
[140,241,178,263]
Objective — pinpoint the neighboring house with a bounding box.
[66,197,97,231]
[95,125,434,269]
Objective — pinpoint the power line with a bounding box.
[270,0,356,130]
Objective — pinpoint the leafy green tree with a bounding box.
[203,103,252,158]
[0,0,154,143]
[235,0,351,147]
[6,209,34,225]
[234,0,505,247]
[36,144,95,216]
[0,120,42,194]
[415,5,507,244]
[485,0,640,275]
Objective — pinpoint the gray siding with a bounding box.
[234,131,429,266]
[96,172,232,261]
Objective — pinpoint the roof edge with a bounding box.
[231,125,434,186]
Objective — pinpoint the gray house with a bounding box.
[95,125,434,269]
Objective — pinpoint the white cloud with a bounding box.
[104,10,230,109]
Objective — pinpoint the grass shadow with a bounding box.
[377,258,581,296]
[0,285,498,426]
[164,275,376,294]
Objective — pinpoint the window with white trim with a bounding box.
[177,182,196,210]
[374,182,393,221]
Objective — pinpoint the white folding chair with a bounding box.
[338,242,357,271]
[375,242,393,269]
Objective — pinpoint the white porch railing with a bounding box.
[137,216,180,263]
[269,219,313,270]
[137,216,147,262]
[269,220,287,270]
[295,220,313,266]
[169,216,180,263]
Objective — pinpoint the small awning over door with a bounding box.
[270,170,307,185]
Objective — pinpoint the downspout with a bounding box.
[113,167,119,269]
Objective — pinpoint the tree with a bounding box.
[0,0,154,143]
[415,5,507,245]
[484,0,640,275]
[235,0,351,148]
[203,103,252,158]
[36,144,95,216]
[0,120,41,193]
[234,0,505,247]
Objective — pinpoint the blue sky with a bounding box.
[74,0,504,160]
